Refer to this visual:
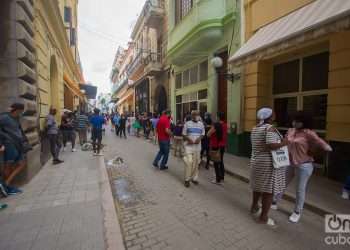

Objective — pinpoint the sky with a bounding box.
[78,0,145,95]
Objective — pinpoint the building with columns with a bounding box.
[0,0,85,181]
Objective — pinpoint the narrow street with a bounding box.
[103,128,342,250]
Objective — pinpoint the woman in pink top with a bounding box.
[284,111,332,223]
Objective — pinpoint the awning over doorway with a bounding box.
[79,84,97,99]
[229,0,350,65]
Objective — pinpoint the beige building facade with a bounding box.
[0,0,85,181]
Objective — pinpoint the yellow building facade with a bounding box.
[35,0,84,125]
[230,0,350,181]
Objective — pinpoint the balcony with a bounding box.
[126,51,144,77]
[167,0,236,65]
[131,0,165,39]
[144,52,162,75]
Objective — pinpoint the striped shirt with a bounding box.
[183,120,205,152]
[76,114,89,129]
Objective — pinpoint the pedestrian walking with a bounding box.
[182,111,205,188]
[113,113,121,136]
[89,108,105,156]
[207,112,227,185]
[275,111,332,223]
[201,113,212,169]
[61,112,76,152]
[46,108,64,165]
[249,107,287,226]
[0,103,33,193]
[173,120,184,157]
[119,114,127,139]
[153,110,172,170]
[76,111,89,146]
[150,114,159,144]
[133,116,142,137]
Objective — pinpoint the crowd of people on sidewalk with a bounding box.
[1,102,348,230]
[0,104,108,211]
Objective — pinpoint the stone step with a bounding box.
[16,22,35,52]
[18,79,37,99]
[21,115,37,131]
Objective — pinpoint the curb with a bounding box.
[98,157,126,250]
[224,168,331,217]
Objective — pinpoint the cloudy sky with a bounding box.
[78,0,145,94]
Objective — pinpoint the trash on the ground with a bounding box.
[107,156,126,169]
[81,142,93,151]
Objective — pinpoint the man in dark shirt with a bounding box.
[119,114,127,139]
[89,108,105,156]
[0,103,31,194]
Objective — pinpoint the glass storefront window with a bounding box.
[273,52,328,132]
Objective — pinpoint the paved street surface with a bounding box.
[103,129,345,250]
[0,149,106,250]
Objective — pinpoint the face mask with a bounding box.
[292,121,303,129]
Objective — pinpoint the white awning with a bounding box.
[229,0,350,65]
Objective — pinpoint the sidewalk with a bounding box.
[0,147,124,250]
[223,153,349,216]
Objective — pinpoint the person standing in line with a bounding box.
[208,112,227,185]
[119,114,127,139]
[274,111,332,223]
[89,108,105,156]
[0,103,33,196]
[249,107,287,227]
[173,120,184,157]
[76,111,89,146]
[150,114,159,145]
[201,113,212,169]
[153,110,172,170]
[133,115,142,137]
[113,112,121,136]
[61,112,76,152]
[46,108,64,165]
[182,110,205,188]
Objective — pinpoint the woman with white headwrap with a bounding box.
[249,107,287,226]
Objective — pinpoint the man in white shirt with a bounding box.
[182,110,205,187]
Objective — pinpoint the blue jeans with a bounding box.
[153,140,170,167]
[292,163,314,213]
[344,176,350,191]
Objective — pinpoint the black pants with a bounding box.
[201,137,210,167]
[115,125,120,136]
[213,147,225,182]
[119,126,126,138]
[48,134,61,161]
[92,129,102,153]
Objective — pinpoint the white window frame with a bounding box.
[272,51,329,134]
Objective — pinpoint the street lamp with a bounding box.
[211,55,240,82]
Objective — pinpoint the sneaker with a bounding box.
[0,183,8,197]
[342,190,349,200]
[191,180,199,185]
[211,180,223,185]
[289,212,301,223]
[271,203,278,210]
[72,148,77,152]
[0,203,8,210]
[53,159,64,165]
[184,181,190,188]
[6,186,23,195]
[159,166,168,170]
[152,163,159,168]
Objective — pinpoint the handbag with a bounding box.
[209,149,221,163]
[270,129,290,169]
